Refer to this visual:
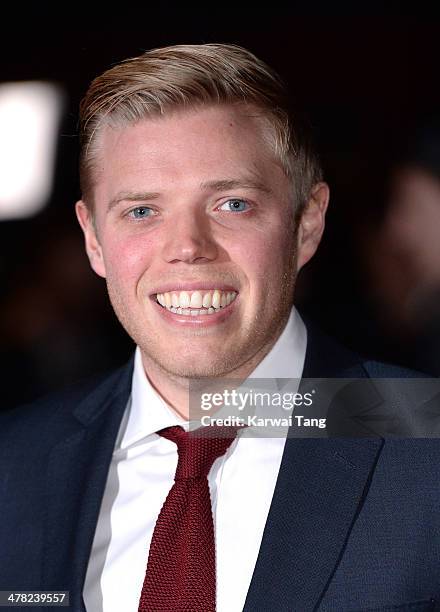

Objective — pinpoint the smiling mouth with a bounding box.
[154,289,238,316]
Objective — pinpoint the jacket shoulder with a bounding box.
[302,314,430,379]
[362,359,428,379]
[0,358,134,447]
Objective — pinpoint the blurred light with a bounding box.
[0,81,64,220]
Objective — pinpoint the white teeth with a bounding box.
[202,292,212,308]
[156,288,238,315]
[190,291,203,308]
[179,291,190,308]
[212,290,221,309]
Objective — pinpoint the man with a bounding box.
[1,44,439,612]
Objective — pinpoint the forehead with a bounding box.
[93,105,286,195]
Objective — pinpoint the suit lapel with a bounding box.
[243,436,383,611]
[244,322,385,611]
[41,360,133,611]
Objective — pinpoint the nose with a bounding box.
[161,208,218,264]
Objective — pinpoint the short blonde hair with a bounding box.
[79,43,322,214]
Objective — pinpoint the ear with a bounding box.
[296,182,330,272]
[75,200,107,278]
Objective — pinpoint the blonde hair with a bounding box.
[79,43,322,213]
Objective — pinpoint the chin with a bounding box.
[153,352,241,379]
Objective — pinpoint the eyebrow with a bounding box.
[107,176,273,212]
[107,191,161,212]
[199,178,273,195]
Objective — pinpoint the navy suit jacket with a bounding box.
[1,325,440,611]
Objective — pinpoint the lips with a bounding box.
[150,282,238,295]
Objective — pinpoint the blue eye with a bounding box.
[129,206,153,219]
[220,199,249,212]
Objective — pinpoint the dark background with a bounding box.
[2,11,440,409]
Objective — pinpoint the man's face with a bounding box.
[77,105,325,379]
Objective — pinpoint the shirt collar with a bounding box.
[119,306,307,450]
[118,349,184,450]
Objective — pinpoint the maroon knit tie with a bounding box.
[138,425,240,612]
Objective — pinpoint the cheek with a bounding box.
[101,232,156,288]
[226,227,296,288]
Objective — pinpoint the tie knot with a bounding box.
[159,425,240,479]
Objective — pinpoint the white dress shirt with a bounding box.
[83,307,307,612]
